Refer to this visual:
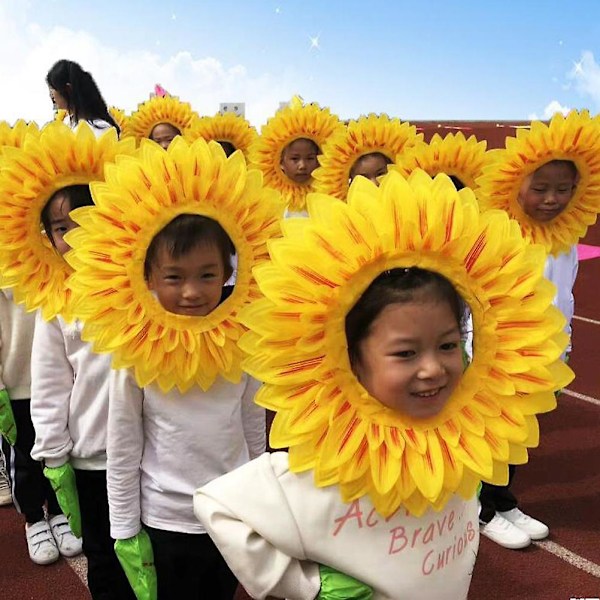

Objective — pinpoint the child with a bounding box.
[107,214,266,600]
[149,122,181,149]
[193,171,570,599]
[126,93,199,149]
[249,97,344,214]
[349,151,392,184]
[46,59,120,136]
[478,159,579,549]
[475,110,600,550]
[30,184,135,598]
[0,287,69,564]
[313,113,421,199]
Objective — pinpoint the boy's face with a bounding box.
[280,138,319,184]
[517,161,577,222]
[147,243,229,316]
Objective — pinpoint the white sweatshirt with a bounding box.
[0,290,35,400]
[194,452,479,600]
[107,369,265,540]
[544,245,578,353]
[70,118,115,138]
[30,314,111,470]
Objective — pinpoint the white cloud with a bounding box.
[528,100,570,121]
[0,2,295,127]
[569,50,600,108]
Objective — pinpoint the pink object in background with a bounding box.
[577,244,600,261]
[154,84,168,97]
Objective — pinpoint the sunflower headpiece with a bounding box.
[125,95,199,143]
[392,131,487,192]
[66,138,285,393]
[313,113,422,199]
[0,121,136,321]
[188,112,258,158]
[0,119,40,153]
[249,96,344,212]
[109,106,129,133]
[476,110,600,256]
[239,170,573,517]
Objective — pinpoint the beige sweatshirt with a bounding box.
[0,290,35,400]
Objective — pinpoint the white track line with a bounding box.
[562,388,600,407]
[573,314,600,326]
[534,540,600,579]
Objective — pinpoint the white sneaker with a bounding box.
[0,456,12,506]
[48,514,83,557]
[480,513,531,549]
[498,507,549,540]
[26,520,60,565]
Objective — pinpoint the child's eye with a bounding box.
[201,273,217,279]
[393,350,415,358]
[440,342,459,351]
[164,274,181,281]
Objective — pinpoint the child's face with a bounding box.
[280,138,319,184]
[48,86,68,111]
[147,243,229,316]
[349,153,389,185]
[150,123,181,150]
[45,192,78,256]
[353,299,463,419]
[517,161,577,222]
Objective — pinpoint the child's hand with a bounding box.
[0,389,17,445]
[114,530,157,600]
[43,463,82,538]
[317,564,373,599]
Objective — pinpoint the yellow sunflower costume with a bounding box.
[393,131,487,192]
[125,95,199,143]
[193,170,573,599]
[0,121,136,321]
[109,106,129,133]
[313,113,422,199]
[188,112,258,158]
[66,137,284,392]
[0,119,40,152]
[249,96,344,212]
[476,110,600,256]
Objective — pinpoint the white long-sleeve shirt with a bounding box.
[107,369,265,540]
[30,315,111,470]
[195,452,479,600]
[0,290,35,400]
[544,245,578,353]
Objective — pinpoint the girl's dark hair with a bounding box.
[41,185,94,247]
[46,60,120,134]
[345,267,466,367]
[545,159,578,178]
[144,214,235,279]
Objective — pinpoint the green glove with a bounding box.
[317,564,373,599]
[0,389,16,445]
[43,463,82,538]
[114,530,157,600]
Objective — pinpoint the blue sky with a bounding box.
[3,0,600,125]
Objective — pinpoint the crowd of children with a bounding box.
[0,58,594,600]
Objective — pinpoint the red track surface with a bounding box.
[1,234,598,599]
